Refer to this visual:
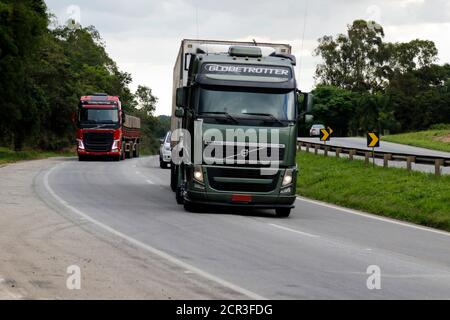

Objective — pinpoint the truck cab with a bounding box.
[76,93,141,161]
[171,40,311,217]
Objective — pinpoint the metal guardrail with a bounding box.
[297,139,450,176]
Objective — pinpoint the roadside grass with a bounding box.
[0,147,75,166]
[296,151,450,232]
[383,127,450,153]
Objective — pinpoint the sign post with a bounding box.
[367,132,380,167]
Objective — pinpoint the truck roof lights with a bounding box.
[228,46,263,58]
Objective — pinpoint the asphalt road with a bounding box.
[299,137,450,175]
[33,155,450,299]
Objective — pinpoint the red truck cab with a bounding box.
[76,93,141,161]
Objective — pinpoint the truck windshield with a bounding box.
[198,87,296,122]
[79,108,119,125]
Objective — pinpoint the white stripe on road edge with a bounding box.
[43,164,265,300]
[146,179,155,185]
[296,196,450,238]
[269,223,319,238]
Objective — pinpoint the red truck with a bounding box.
[76,93,141,161]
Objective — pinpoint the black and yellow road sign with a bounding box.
[320,127,333,141]
[367,132,380,148]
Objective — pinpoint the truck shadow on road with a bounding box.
[187,205,283,219]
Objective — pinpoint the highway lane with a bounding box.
[37,156,450,299]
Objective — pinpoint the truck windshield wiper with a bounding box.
[242,112,284,126]
[90,124,111,129]
[199,112,238,124]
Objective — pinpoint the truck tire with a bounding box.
[78,155,86,161]
[160,160,167,169]
[183,201,197,212]
[127,143,133,159]
[170,163,177,192]
[121,143,126,161]
[275,208,291,218]
[176,185,184,204]
[133,143,140,158]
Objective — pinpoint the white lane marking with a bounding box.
[269,223,320,238]
[43,164,265,300]
[296,196,450,238]
[146,179,155,185]
[135,171,141,175]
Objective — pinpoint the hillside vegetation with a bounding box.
[0,0,168,154]
[383,125,450,152]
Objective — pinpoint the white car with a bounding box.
[309,124,325,137]
[159,131,172,169]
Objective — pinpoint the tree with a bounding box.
[0,0,48,150]
[0,2,166,153]
[311,85,356,136]
[314,20,385,92]
[313,19,448,135]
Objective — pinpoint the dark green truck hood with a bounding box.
[198,122,297,167]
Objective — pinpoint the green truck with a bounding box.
[170,39,312,217]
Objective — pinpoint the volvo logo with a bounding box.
[240,149,250,158]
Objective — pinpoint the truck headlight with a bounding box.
[282,169,294,186]
[193,165,203,183]
[77,139,85,150]
[111,139,120,152]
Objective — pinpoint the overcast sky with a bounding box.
[46,0,450,115]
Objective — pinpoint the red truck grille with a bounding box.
[83,132,114,152]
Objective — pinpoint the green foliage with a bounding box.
[297,151,450,231]
[384,128,450,152]
[312,19,450,135]
[311,86,355,136]
[0,1,166,154]
[0,146,75,165]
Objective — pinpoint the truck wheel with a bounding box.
[176,184,185,204]
[170,163,177,192]
[160,160,167,169]
[183,201,197,212]
[127,143,133,159]
[113,155,121,162]
[121,144,126,161]
[133,143,140,158]
[275,208,291,218]
[78,155,86,161]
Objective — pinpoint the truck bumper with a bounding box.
[184,165,297,209]
[185,191,296,209]
[78,150,120,156]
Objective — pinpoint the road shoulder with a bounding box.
[0,159,247,299]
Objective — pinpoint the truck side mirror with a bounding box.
[305,93,313,113]
[297,91,314,121]
[176,87,188,108]
[305,114,314,123]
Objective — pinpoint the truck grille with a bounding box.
[83,132,114,152]
[204,142,285,164]
[207,167,280,193]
